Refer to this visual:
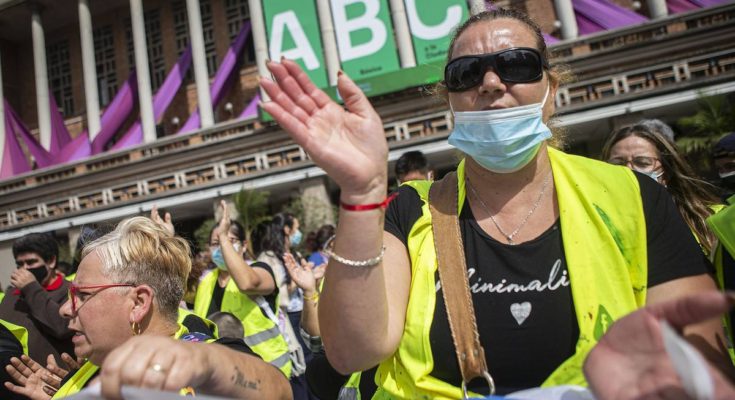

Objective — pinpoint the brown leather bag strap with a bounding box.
[429,171,495,397]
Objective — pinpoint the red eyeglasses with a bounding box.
[67,283,135,315]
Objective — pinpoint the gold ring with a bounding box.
[150,363,164,374]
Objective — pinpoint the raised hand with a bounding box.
[216,200,231,239]
[284,252,318,293]
[47,353,80,379]
[150,205,174,235]
[4,355,61,400]
[260,60,388,203]
[584,291,735,399]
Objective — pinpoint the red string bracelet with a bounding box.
[340,192,399,211]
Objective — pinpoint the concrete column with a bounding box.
[31,7,52,150]
[389,0,416,68]
[186,0,214,129]
[129,0,156,143]
[468,0,485,15]
[315,0,340,86]
[0,242,14,290]
[247,0,270,101]
[299,178,335,230]
[647,0,668,19]
[78,0,101,140]
[554,0,579,40]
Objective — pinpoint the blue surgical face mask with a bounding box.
[639,169,663,184]
[448,86,552,173]
[290,230,303,247]
[211,247,227,271]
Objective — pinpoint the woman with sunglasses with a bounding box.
[602,124,722,255]
[260,8,731,398]
[6,216,291,399]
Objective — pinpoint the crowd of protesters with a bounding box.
[1,7,735,399]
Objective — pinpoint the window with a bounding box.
[172,0,218,75]
[225,0,255,65]
[125,9,166,91]
[47,40,74,117]
[94,25,117,107]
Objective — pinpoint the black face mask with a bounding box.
[721,174,735,188]
[26,266,49,284]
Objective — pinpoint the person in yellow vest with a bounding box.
[260,8,732,398]
[4,216,291,400]
[0,320,28,399]
[602,123,723,256]
[194,201,292,377]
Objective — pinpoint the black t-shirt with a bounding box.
[722,247,735,327]
[206,261,278,317]
[384,172,709,394]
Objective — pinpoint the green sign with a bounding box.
[404,0,468,65]
[331,0,401,80]
[262,0,328,87]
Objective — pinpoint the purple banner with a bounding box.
[238,92,260,120]
[1,113,31,179]
[6,100,54,168]
[91,72,138,154]
[111,46,194,151]
[574,0,648,34]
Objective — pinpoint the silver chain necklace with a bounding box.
[467,171,552,245]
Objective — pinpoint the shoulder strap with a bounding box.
[428,171,494,397]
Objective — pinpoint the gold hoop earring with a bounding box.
[131,321,142,335]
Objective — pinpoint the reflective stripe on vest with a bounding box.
[0,319,29,355]
[338,371,363,400]
[374,148,648,399]
[193,269,292,377]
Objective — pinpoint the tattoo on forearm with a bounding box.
[231,366,260,391]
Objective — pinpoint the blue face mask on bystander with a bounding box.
[290,230,303,247]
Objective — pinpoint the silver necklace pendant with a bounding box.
[467,171,552,245]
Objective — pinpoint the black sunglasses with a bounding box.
[444,47,549,92]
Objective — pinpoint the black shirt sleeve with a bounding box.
[384,186,424,245]
[250,261,278,312]
[636,172,710,287]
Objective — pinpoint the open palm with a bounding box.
[261,60,388,199]
[584,291,735,399]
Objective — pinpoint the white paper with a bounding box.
[661,320,715,400]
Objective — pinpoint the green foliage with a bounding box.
[194,218,216,251]
[232,188,271,234]
[676,94,735,155]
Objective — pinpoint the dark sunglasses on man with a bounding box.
[444,47,549,92]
